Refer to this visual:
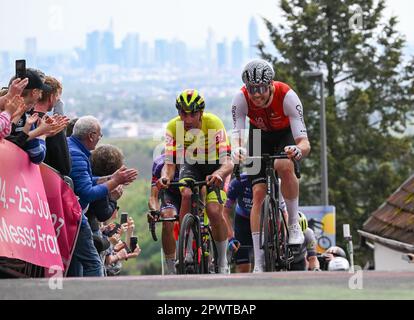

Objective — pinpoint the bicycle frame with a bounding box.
[169,180,222,274]
[234,153,300,272]
[263,154,294,271]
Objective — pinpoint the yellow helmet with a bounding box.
[298,211,308,232]
[176,89,205,113]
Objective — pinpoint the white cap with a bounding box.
[328,257,350,271]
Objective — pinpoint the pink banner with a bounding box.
[0,140,64,270]
[40,164,82,274]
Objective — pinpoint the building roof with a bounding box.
[362,174,414,247]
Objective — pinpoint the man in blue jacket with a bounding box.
[67,116,138,277]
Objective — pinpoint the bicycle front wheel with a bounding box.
[278,207,293,271]
[202,226,218,274]
[317,236,332,251]
[178,214,202,274]
[260,195,277,272]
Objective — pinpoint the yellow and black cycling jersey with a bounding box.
[165,112,231,163]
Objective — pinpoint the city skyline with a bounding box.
[3,19,264,54]
[0,0,280,53]
[2,0,414,85]
[0,17,262,78]
[2,0,414,53]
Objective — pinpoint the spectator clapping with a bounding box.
[0,78,28,141]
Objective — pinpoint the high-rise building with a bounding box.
[84,20,117,69]
[140,41,150,67]
[171,40,187,69]
[206,27,216,67]
[101,19,116,64]
[249,17,260,59]
[217,40,228,70]
[154,39,169,67]
[231,37,244,70]
[122,33,140,68]
[102,31,115,64]
[85,30,101,69]
[25,37,37,65]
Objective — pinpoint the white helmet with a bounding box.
[241,59,275,86]
[328,257,350,271]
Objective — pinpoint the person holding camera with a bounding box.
[86,144,140,276]
[317,246,350,271]
[87,144,127,235]
[67,118,138,277]
[6,70,57,164]
[102,213,141,276]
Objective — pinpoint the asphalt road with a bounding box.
[1,271,413,300]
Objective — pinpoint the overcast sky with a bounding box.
[0,0,413,52]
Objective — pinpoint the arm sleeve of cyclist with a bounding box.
[151,163,159,187]
[283,89,308,140]
[231,91,248,145]
[225,178,242,209]
[151,155,164,187]
[305,228,318,257]
[165,119,178,164]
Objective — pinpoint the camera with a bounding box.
[122,241,132,254]
[317,254,330,270]
[120,212,128,224]
[103,223,121,237]
[15,59,26,79]
[130,236,138,252]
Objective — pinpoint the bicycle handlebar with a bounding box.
[163,178,224,204]
[233,152,301,180]
[148,210,160,241]
[149,177,224,242]
[147,209,178,242]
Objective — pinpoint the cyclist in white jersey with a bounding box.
[231,59,311,273]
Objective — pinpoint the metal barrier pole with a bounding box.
[343,224,354,272]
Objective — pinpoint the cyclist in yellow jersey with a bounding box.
[158,89,234,274]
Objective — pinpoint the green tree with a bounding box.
[259,0,414,246]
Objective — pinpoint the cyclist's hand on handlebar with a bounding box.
[156,177,170,190]
[284,145,303,161]
[147,210,160,223]
[206,174,223,187]
[228,237,241,253]
[231,147,247,163]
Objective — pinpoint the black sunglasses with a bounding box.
[247,84,270,95]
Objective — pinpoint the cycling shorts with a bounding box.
[159,189,181,213]
[247,123,297,187]
[179,162,227,204]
